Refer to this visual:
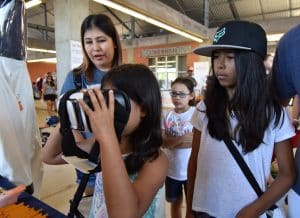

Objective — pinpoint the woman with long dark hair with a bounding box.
[41,14,122,195]
[186,21,295,218]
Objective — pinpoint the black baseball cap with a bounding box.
[194,20,267,59]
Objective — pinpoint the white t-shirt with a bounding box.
[191,101,295,218]
[162,107,195,180]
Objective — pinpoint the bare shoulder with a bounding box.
[137,150,169,183]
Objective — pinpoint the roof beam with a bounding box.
[228,0,240,20]
[104,5,138,38]
[112,0,209,40]
[212,7,300,24]
[28,23,54,32]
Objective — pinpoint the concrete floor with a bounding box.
[35,99,181,217]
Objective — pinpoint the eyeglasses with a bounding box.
[169,91,190,98]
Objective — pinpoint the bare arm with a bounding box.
[291,95,300,129]
[236,139,296,217]
[186,129,201,218]
[40,124,66,164]
[162,131,193,149]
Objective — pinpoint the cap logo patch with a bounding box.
[214,27,226,43]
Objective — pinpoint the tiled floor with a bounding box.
[35,100,182,217]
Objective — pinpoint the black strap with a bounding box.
[68,173,89,218]
[223,138,277,213]
[73,72,82,90]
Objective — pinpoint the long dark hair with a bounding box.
[101,64,162,174]
[46,75,55,87]
[74,14,122,80]
[205,51,282,153]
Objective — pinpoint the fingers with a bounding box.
[93,88,107,110]
[108,90,115,117]
[79,98,92,115]
[80,89,115,114]
[88,89,102,111]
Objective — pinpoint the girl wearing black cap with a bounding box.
[186,20,295,218]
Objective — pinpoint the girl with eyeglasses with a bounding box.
[162,77,196,218]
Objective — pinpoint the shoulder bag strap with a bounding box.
[223,137,277,213]
[223,137,263,196]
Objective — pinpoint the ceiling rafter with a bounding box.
[212,6,300,24]
[228,0,240,20]
[104,5,139,38]
[258,0,265,20]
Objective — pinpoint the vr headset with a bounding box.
[58,88,131,141]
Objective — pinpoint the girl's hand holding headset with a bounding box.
[79,88,116,144]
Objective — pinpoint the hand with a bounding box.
[79,89,116,143]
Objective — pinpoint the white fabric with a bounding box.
[0,57,43,195]
[162,107,194,180]
[288,189,300,218]
[190,101,294,218]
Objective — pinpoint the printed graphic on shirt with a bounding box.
[164,112,193,137]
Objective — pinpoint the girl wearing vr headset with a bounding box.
[41,14,122,195]
[186,21,295,218]
[79,64,168,218]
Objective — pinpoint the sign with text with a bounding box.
[70,40,83,70]
[141,46,192,57]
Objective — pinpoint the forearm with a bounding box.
[100,135,139,217]
[163,132,193,149]
[186,129,201,216]
[238,140,296,217]
[241,170,295,217]
[186,156,197,213]
[41,124,66,164]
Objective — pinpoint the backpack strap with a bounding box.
[73,72,83,90]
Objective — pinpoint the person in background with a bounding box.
[42,74,57,116]
[271,24,300,218]
[186,66,197,87]
[36,77,44,100]
[162,77,195,218]
[41,13,122,195]
[264,53,274,75]
[187,20,295,218]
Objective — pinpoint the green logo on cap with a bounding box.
[214,27,226,43]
